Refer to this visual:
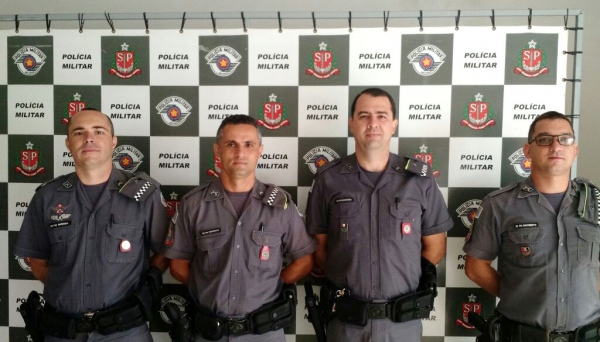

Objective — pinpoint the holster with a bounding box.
[575,317,600,342]
[19,291,45,342]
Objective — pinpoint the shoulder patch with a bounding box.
[574,178,600,226]
[119,174,157,202]
[402,157,431,177]
[36,174,68,192]
[488,182,520,198]
[262,185,289,209]
[315,158,341,175]
[134,172,162,187]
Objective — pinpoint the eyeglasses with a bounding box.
[528,134,575,146]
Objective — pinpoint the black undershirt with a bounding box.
[362,169,385,186]
[541,191,566,213]
[82,182,108,209]
[225,190,251,217]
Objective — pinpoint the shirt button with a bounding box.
[232,297,236,300]
[560,298,565,302]
[560,269,565,274]
[560,243,564,247]
[373,286,379,290]
[237,222,241,226]
[372,261,378,265]
[236,245,240,249]
[90,214,94,217]
[234,270,238,274]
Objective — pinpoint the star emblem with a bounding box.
[26,141,34,150]
[523,159,532,168]
[419,144,429,153]
[170,192,178,200]
[121,42,129,51]
[269,93,278,102]
[319,42,327,51]
[468,294,477,302]
[73,92,81,101]
[528,40,537,49]
[474,93,484,102]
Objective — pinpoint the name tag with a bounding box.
[49,221,71,229]
[335,198,354,203]
[200,228,221,236]
[514,223,538,229]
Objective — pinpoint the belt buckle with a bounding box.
[226,318,247,335]
[549,331,571,342]
[368,303,387,319]
[76,311,96,333]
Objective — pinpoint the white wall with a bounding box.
[1,0,598,180]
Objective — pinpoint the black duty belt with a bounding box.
[501,316,576,342]
[327,286,435,327]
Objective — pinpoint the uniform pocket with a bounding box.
[386,201,422,240]
[576,226,600,267]
[504,228,546,267]
[49,225,78,265]
[249,230,282,270]
[105,223,144,263]
[196,231,228,273]
[330,200,361,240]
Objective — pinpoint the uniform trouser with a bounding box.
[326,316,422,342]
[193,329,285,342]
[44,324,152,342]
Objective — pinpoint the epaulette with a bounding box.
[487,182,519,198]
[36,175,68,192]
[118,172,158,202]
[184,182,210,199]
[401,156,432,177]
[315,158,341,175]
[262,185,289,209]
[574,177,600,226]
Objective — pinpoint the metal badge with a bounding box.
[260,246,270,261]
[344,163,355,171]
[120,239,132,252]
[520,246,531,256]
[521,185,534,193]
[402,222,412,234]
[209,189,220,197]
[63,181,73,189]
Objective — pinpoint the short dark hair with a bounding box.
[350,88,397,119]
[216,114,262,143]
[67,108,115,137]
[527,111,574,141]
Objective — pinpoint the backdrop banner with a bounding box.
[0,26,567,341]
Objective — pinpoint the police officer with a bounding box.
[305,88,453,342]
[464,111,600,342]
[14,109,170,341]
[165,114,317,342]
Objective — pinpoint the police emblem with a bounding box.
[62,93,87,125]
[514,40,549,78]
[16,256,32,272]
[109,42,142,79]
[14,141,46,177]
[455,294,482,330]
[456,199,482,230]
[156,96,192,127]
[112,145,144,173]
[305,42,340,79]
[50,204,71,221]
[520,246,531,256]
[207,153,222,177]
[509,148,531,178]
[406,44,446,76]
[413,144,440,177]
[303,146,340,174]
[159,295,188,324]
[205,45,242,77]
[257,93,290,130]
[13,45,46,76]
[164,225,174,248]
[460,93,496,130]
[166,192,180,218]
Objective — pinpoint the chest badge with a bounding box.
[340,223,348,233]
[260,245,270,261]
[402,222,412,234]
[520,246,531,257]
[50,204,72,222]
[120,239,132,253]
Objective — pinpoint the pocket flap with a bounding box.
[197,231,228,251]
[331,199,360,218]
[577,226,600,243]
[507,228,545,244]
[106,223,143,240]
[251,230,282,247]
[390,201,421,219]
[49,225,78,243]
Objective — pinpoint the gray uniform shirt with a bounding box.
[163,179,317,317]
[14,168,169,314]
[463,176,600,331]
[306,153,453,300]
